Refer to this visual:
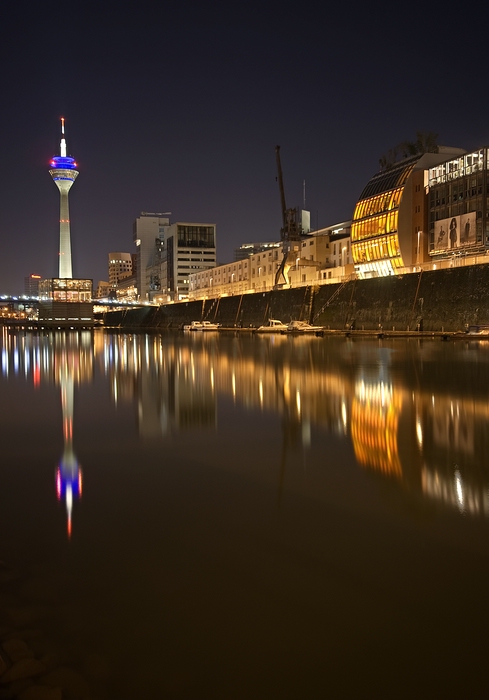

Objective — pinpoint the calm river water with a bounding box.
[1,327,489,699]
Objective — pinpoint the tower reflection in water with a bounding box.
[55,353,82,538]
[1,328,489,527]
[1,328,93,536]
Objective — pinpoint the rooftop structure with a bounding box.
[234,242,281,261]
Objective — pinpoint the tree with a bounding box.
[379,131,439,170]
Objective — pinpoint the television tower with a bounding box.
[49,118,79,278]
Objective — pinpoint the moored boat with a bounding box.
[183,320,221,331]
[256,319,288,333]
[286,320,324,335]
[183,320,203,331]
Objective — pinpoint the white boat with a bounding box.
[467,325,489,336]
[183,320,220,331]
[286,320,324,334]
[183,321,202,331]
[256,319,288,333]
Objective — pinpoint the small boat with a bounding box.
[183,321,203,331]
[256,319,288,333]
[467,325,489,336]
[286,320,324,335]
[183,320,220,331]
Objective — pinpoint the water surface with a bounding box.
[1,328,489,698]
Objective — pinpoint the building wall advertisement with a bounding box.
[433,212,476,252]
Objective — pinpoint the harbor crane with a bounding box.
[274,145,303,286]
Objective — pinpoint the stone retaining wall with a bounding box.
[103,263,489,332]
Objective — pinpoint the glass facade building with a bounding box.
[352,157,419,277]
[351,148,467,277]
[38,278,93,326]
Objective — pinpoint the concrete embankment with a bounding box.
[102,263,489,332]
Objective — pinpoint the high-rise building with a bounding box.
[24,274,42,296]
[49,118,79,278]
[133,213,216,301]
[133,213,171,301]
[108,252,133,288]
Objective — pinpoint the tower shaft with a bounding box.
[57,182,74,278]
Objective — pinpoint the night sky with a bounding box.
[1,1,488,293]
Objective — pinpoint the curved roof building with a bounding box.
[351,147,465,278]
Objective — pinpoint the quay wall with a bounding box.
[102,263,489,332]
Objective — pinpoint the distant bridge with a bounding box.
[0,295,154,309]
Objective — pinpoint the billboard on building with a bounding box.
[432,212,476,253]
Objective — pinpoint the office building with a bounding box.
[428,148,488,261]
[133,213,216,301]
[24,274,42,296]
[133,213,170,301]
[109,252,133,288]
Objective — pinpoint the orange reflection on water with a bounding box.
[351,381,403,479]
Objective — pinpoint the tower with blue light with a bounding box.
[39,118,93,327]
[49,118,78,278]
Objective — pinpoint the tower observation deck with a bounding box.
[49,118,78,278]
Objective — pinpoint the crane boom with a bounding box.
[275,145,287,232]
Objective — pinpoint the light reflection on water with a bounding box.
[1,328,489,697]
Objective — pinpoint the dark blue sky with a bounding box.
[1,0,488,293]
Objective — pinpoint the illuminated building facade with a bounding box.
[95,281,111,298]
[38,278,93,326]
[351,148,465,278]
[109,252,132,288]
[189,224,353,300]
[428,148,489,261]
